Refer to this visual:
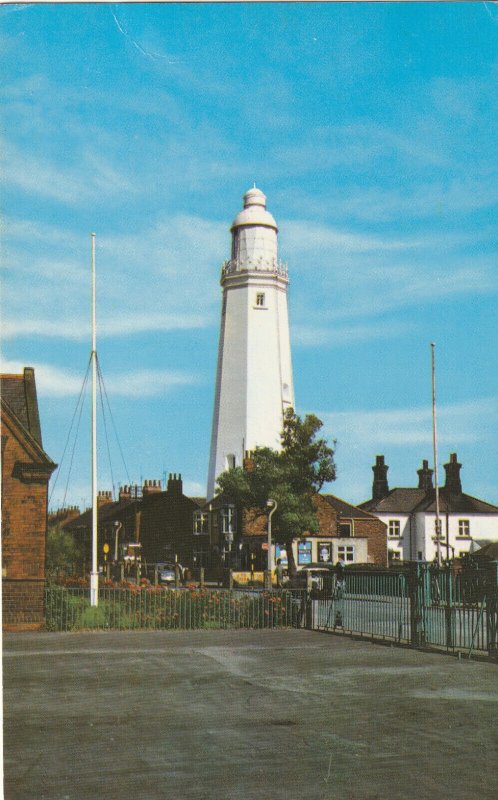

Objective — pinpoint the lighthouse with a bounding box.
[207,186,295,499]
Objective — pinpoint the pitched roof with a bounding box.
[360,488,498,515]
[63,498,140,531]
[359,489,427,514]
[320,494,379,519]
[1,368,42,446]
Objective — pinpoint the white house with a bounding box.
[359,454,498,562]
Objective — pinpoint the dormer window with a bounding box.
[255,292,265,307]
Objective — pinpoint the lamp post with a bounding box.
[266,498,278,576]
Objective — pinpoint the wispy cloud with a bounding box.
[319,397,498,449]
[0,355,198,398]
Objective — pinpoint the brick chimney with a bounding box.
[417,459,434,492]
[243,450,254,472]
[119,485,131,502]
[372,455,389,501]
[166,473,183,497]
[97,490,113,507]
[142,479,162,497]
[444,453,462,494]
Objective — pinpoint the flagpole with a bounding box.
[431,342,442,567]
[90,233,99,606]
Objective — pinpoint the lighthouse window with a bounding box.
[255,293,265,307]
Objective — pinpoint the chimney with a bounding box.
[417,459,434,492]
[166,473,183,497]
[243,450,254,472]
[444,453,462,494]
[372,455,389,500]
[97,490,113,507]
[142,479,162,497]
[119,485,132,502]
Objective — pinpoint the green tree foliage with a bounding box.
[216,409,336,574]
[46,525,83,575]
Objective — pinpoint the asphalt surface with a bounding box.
[3,629,498,800]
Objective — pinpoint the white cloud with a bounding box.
[0,355,198,398]
[319,397,498,450]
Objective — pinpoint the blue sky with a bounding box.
[1,2,497,510]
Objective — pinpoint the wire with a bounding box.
[96,354,132,487]
[49,356,92,507]
[60,368,91,510]
[97,358,116,499]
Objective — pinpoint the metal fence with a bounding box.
[312,562,498,659]
[44,586,307,632]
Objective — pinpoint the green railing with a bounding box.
[313,562,498,658]
[44,586,307,632]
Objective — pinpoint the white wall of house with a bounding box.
[289,537,369,567]
[375,511,498,562]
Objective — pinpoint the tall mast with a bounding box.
[431,342,442,567]
[90,233,99,606]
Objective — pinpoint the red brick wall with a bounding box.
[2,416,49,629]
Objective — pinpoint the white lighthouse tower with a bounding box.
[207,186,295,499]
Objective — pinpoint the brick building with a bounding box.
[198,491,388,576]
[63,474,204,573]
[1,368,56,630]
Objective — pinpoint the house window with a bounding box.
[298,541,312,565]
[338,545,354,563]
[458,519,470,538]
[255,292,265,307]
[193,511,208,535]
[193,542,210,569]
[318,542,332,563]
[221,505,235,537]
[389,550,401,562]
[418,551,423,561]
[225,453,236,470]
[338,522,352,538]
[388,520,401,538]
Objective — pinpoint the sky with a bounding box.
[1,2,497,511]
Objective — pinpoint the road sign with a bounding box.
[261,543,269,551]
[103,543,110,554]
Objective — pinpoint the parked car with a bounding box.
[156,562,183,585]
[289,563,335,593]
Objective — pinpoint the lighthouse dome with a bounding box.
[231,185,278,230]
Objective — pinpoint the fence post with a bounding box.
[408,563,425,647]
[444,564,454,650]
[264,570,271,591]
[486,561,498,661]
[200,567,205,588]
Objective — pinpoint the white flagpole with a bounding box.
[431,342,442,567]
[90,233,99,606]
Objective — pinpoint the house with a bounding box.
[359,454,498,562]
[63,474,203,573]
[139,474,204,568]
[1,367,56,629]
[198,490,388,578]
[63,485,143,570]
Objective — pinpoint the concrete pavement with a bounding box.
[3,629,498,799]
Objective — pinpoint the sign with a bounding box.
[275,544,288,567]
[103,543,110,554]
[261,542,269,551]
[298,541,312,565]
[318,542,332,563]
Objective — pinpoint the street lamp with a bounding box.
[266,498,278,576]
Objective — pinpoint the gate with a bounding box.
[313,561,498,659]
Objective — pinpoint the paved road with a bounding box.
[3,629,498,800]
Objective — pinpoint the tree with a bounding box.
[216,408,336,575]
[46,525,84,576]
